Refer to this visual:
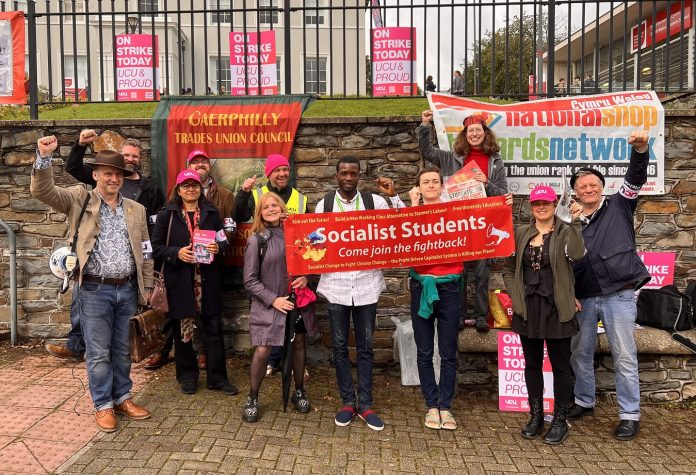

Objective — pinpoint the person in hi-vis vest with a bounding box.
[235,154,307,375]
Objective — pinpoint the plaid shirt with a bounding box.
[314,192,400,306]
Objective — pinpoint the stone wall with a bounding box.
[1,114,695,375]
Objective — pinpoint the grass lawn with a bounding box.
[0,96,515,121]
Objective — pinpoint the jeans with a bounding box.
[79,279,137,411]
[67,283,86,354]
[328,302,377,412]
[410,280,461,410]
[520,336,573,405]
[570,290,640,420]
[464,259,490,319]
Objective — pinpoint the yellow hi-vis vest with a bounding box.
[253,186,306,215]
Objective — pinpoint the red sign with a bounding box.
[372,27,417,96]
[498,331,554,413]
[631,2,692,53]
[284,196,514,275]
[115,34,160,101]
[229,31,277,96]
[63,77,87,101]
[0,11,26,104]
[637,251,676,289]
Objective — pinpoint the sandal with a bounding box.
[440,410,457,430]
[424,408,441,430]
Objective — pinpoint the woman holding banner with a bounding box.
[418,110,508,333]
[242,192,319,423]
[502,185,584,445]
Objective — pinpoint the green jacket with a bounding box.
[502,218,585,323]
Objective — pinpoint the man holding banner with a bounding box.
[314,157,402,432]
[568,129,652,442]
[418,110,509,333]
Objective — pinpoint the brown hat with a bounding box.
[92,150,133,177]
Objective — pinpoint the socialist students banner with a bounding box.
[115,34,160,101]
[426,91,665,195]
[284,196,514,275]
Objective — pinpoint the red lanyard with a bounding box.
[182,208,200,241]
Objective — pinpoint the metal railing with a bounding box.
[3,1,693,119]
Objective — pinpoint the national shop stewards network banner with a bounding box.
[427,91,665,195]
[284,196,514,275]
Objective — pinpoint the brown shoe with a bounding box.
[95,409,117,432]
[197,354,207,370]
[46,343,82,359]
[114,399,151,420]
[142,353,169,370]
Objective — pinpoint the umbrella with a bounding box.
[281,287,299,412]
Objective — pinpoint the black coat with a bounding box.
[151,200,227,319]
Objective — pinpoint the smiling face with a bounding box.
[336,162,360,196]
[177,180,202,205]
[260,195,283,226]
[188,156,211,183]
[418,171,442,203]
[530,200,556,222]
[93,165,124,198]
[268,165,290,190]
[573,173,604,209]
[465,123,486,149]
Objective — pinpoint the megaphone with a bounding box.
[487,224,510,245]
[49,246,78,294]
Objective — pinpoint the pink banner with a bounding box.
[229,31,278,96]
[637,251,676,289]
[371,27,417,96]
[498,331,554,413]
[115,34,160,101]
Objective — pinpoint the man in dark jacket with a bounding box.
[568,129,651,442]
[45,129,164,360]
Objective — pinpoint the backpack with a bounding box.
[322,190,374,212]
[636,281,696,352]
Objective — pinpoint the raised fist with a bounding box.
[627,129,649,153]
[37,135,58,157]
[421,110,434,125]
[78,129,98,145]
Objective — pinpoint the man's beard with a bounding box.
[125,163,141,175]
[196,169,209,182]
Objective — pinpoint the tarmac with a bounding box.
[1,342,696,475]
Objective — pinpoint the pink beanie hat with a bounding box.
[264,154,290,177]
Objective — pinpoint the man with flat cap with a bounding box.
[568,129,651,441]
[32,135,154,433]
[236,154,307,375]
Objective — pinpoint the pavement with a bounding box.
[1,343,696,475]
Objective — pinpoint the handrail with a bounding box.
[0,219,17,345]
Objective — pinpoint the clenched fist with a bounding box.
[37,135,58,157]
[628,129,649,153]
[79,129,98,146]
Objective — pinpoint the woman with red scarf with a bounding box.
[417,110,509,332]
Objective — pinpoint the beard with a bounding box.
[125,163,141,175]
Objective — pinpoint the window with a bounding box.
[259,0,278,25]
[304,0,326,26]
[63,1,85,13]
[210,56,231,94]
[210,0,232,24]
[11,1,28,11]
[63,55,88,99]
[138,0,158,14]
[304,56,327,94]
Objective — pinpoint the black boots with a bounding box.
[543,403,569,445]
[521,398,545,439]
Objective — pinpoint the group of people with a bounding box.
[33,110,651,443]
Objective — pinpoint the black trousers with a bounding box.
[520,336,573,405]
[173,315,228,388]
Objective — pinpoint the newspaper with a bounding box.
[444,161,487,201]
[555,168,573,224]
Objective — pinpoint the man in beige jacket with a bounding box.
[31,135,154,433]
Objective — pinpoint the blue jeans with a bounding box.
[79,279,137,411]
[328,303,377,412]
[570,290,640,420]
[410,280,461,410]
[67,284,86,354]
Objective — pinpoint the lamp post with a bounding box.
[127,16,139,34]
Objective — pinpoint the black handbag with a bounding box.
[636,282,696,353]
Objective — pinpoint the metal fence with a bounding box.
[4,1,694,119]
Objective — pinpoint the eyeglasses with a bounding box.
[189,159,209,166]
[466,128,484,135]
[179,183,200,190]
